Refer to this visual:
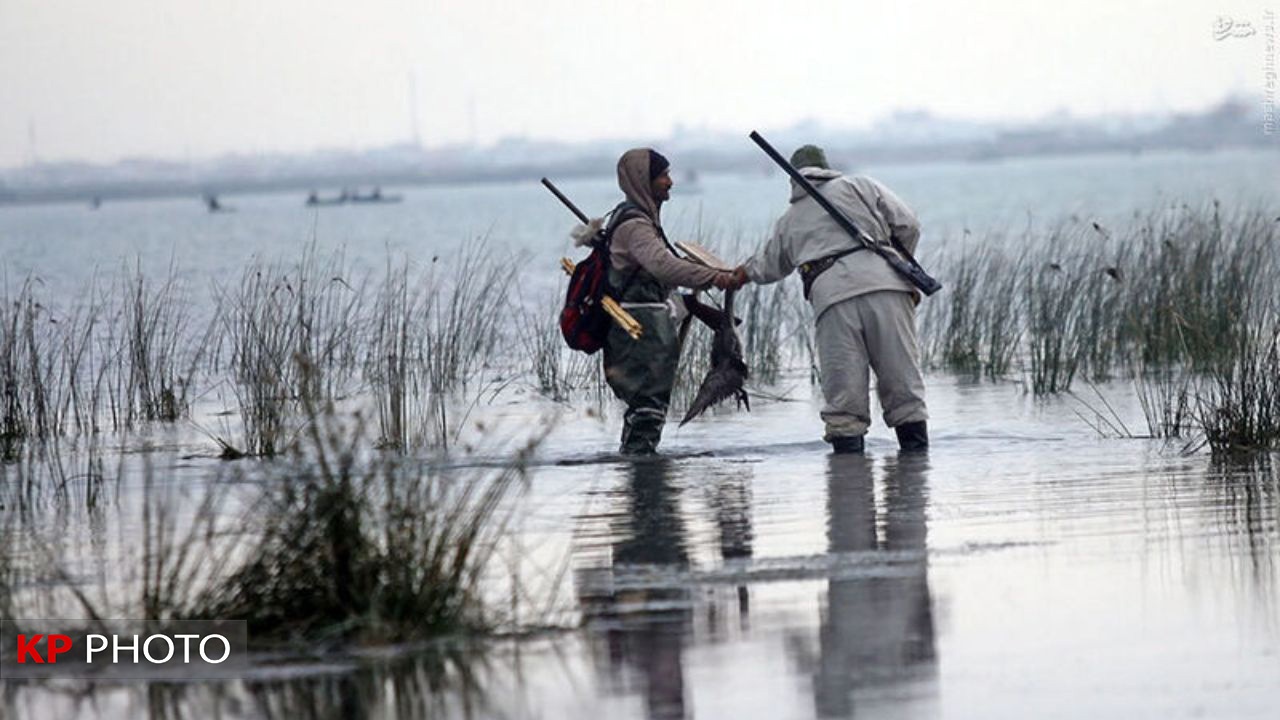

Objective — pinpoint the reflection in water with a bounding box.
[815,453,937,717]
[1,646,491,720]
[613,459,691,720]
[576,458,695,719]
[241,650,485,720]
[1203,454,1279,611]
[574,459,757,719]
[709,466,754,624]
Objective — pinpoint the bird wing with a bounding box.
[679,364,748,426]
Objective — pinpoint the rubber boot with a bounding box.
[620,406,665,455]
[829,435,865,454]
[895,421,929,452]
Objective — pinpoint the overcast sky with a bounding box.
[0,0,1271,168]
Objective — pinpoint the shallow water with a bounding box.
[4,375,1278,719]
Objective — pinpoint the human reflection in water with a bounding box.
[710,465,754,624]
[815,452,937,717]
[576,458,693,720]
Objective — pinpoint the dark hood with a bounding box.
[617,148,662,222]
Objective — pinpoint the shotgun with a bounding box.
[748,131,942,296]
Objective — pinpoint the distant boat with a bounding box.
[305,187,401,206]
[349,186,402,204]
[204,194,235,213]
[306,190,347,206]
[89,196,102,210]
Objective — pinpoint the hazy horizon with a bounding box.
[2,0,1272,169]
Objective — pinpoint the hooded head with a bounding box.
[617,148,671,220]
[789,144,829,170]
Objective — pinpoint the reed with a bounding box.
[1134,361,1194,440]
[737,282,788,385]
[1197,313,1280,454]
[1024,231,1087,395]
[198,400,546,642]
[364,245,515,451]
[424,244,511,394]
[518,291,582,402]
[214,261,300,457]
[923,203,1279,398]
[0,279,99,450]
[1,400,549,645]
[291,247,366,405]
[122,261,200,424]
[213,245,365,456]
[367,258,425,450]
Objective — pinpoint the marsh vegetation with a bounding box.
[920,203,1280,452]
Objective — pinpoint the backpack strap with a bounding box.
[603,200,691,299]
[602,201,646,298]
[598,200,636,234]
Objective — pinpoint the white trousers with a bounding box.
[815,290,928,439]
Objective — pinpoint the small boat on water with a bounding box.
[305,187,402,206]
[204,194,235,213]
[349,187,402,204]
[306,190,348,206]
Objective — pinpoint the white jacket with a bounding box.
[744,168,921,320]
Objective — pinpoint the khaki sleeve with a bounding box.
[743,216,793,285]
[614,219,723,290]
[870,179,921,255]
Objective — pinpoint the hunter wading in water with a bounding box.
[603,149,737,455]
[731,144,929,454]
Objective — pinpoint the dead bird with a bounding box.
[680,288,750,426]
[681,292,741,329]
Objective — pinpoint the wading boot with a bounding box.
[829,435,865,454]
[619,407,665,456]
[895,421,929,452]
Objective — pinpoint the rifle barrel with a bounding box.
[540,177,591,225]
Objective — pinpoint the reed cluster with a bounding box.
[0,401,546,644]
[920,202,1280,453]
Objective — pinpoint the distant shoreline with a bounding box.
[1,144,1275,209]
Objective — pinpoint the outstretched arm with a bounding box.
[741,218,793,286]
[616,221,732,290]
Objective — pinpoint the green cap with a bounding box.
[789,144,829,169]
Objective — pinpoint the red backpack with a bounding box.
[560,202,643,354]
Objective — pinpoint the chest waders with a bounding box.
[603,266,681,455]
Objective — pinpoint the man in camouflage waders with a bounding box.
[605,148,737,455]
